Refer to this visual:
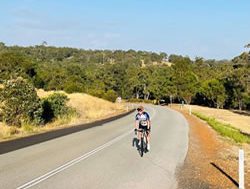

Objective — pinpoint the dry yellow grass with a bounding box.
[174,104,250,134]
[0,123,20,141]
[36,89,65,98]
[0,89,127,141]
[37,89,126,124]
[67,93,126,123]
[0,122,7,139]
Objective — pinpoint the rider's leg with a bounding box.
[147,131,151,150]
[138,132,142,140]
[147,132,150,143]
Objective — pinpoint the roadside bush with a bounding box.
[41,93,73,123]
[88,89,105,98]
[103,90,117,102]
[243,94,250,110]
[0,77,43,127]
[63,82,84,94]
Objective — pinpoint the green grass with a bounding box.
[193,112,250,144]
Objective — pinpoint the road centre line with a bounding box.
[16,130,133,189]
[17,106,157,189]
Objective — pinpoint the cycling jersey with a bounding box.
[135,112,150,127]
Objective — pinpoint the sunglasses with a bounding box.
[137,109,142,112]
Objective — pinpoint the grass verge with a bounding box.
[193,112,250,144]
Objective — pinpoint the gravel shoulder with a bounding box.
[172,106,250,189]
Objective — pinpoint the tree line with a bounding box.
[0,42,249,110]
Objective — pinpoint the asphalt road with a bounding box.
[0,105,189,189]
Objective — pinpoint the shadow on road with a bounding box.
[132,137,139,148]
[132,137,142,157]
[210,162,239,187]
[132,137,149,157]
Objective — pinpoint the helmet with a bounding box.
[137,105,144,111]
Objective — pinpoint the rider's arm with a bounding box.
[147,120,151,130]
[135,114,139,130]
[146,112,151,129]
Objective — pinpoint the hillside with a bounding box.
[0,43,249,111]
[36,89,126,124]
[0,89,127,141]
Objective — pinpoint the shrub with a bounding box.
[243,94,250,110]
[41,93,72,122]
[0,77,43,127]
[103,90,118,102]
[63,82,84,94]
[88,89,105,98]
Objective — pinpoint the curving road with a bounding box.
[0,105,189,189]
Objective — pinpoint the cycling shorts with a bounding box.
[139,125,151,132]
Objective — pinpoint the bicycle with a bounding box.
[136,128,148,157]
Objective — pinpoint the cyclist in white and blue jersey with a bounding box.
[134,105,151,151]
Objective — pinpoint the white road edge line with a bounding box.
[16,130,133,189]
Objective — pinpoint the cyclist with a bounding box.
[134,105,151,151]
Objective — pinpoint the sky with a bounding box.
[0,0,249,59]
